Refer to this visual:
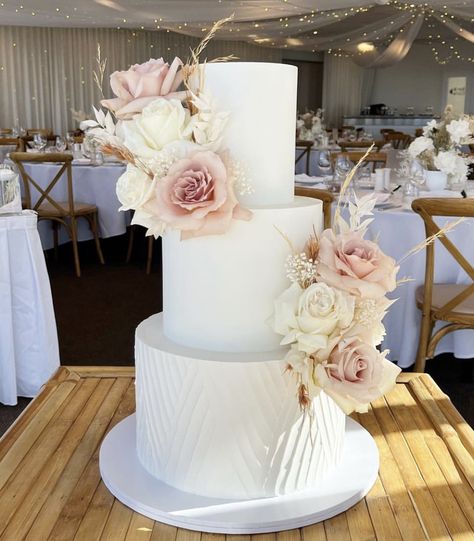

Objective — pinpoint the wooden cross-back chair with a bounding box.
[0,137,23,151]
[295,140,313,175]
[331,151,387,172]
[10,152,104,277]
[385,132,411,149]
[411,198,474,372]
[27,128,53,137]
[21,135,57,150]
[338,140,385,151]
[295,186,334,230]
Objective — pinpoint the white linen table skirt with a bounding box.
[22,163,128,250]
[0,211,59,405]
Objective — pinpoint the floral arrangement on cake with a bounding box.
[407,105,474,186]
[272,164,402,414]
[82,20,252,240]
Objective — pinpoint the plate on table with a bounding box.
[295,174,328,186]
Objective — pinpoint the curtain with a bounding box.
[0,26,281,134]
[322,52,367,128]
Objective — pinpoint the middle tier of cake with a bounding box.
[163,196,323,353]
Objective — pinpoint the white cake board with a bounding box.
[99,414,379,534]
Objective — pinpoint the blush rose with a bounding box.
[317,229,398,298]
[315,337,401,414]
[144,150,251,238]
[101,57,186,120]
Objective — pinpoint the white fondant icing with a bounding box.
[162,197,323,353]
[202,62,297,207]
[135,314,346,500]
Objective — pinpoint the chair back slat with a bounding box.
[295,186,334,230]
[412,197,474,315]
[10,152,74,214]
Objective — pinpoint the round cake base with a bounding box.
[99,414,379,534]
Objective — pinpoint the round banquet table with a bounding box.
[21,161,127,250]
[295,180,474,368]
[0,210,59,405]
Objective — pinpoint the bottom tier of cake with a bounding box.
[135,314,346,500]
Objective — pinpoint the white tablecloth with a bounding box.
[22,163,127,250]
[0,211,59,405]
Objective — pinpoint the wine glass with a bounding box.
[317,150,332,177]
[55,136,67,152]
[66,131,75,149]
[33,133,47,152]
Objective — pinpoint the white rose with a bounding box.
[116,165,155,211]
[446,119,471,145]
[433,151,468,182]
[131,208,166,238]
[422,119,439,137]
[122,98,192,159]
[408,136,434,159]
[273,281,355,355]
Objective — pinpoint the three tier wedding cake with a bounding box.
[90,43,400,508]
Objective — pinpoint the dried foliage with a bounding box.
[93,43,107,99]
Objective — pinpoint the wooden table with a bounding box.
[1,367,473,540]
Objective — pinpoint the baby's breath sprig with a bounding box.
[285,252,318,289]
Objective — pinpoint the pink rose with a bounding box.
[145,151,251,239]
[317,229,398,298]
[101,58,186,119]
[315,337,400,413]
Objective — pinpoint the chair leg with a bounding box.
[126,225,134,264]
[53,222,59,261]
[414,313,434,373]
[70,217,81,278]
[91,212,105,265]
[146,235,154,275]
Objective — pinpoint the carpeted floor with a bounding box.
[1,233,473,436]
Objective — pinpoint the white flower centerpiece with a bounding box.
[407,105,474,190]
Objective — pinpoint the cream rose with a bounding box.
[116,164,155,211]
[315,338,400,414]
[408,136,434,159]
[317,230,398,298]
[122,98,192,159]
[273,281,355,355]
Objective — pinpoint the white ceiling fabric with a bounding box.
[0,1,473,68]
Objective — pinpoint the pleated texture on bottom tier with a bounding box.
[135,317,346,500]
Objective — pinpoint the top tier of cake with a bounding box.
[202,62,297,208]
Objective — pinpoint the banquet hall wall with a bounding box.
[0,25,286,134]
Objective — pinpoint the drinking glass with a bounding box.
[317,150,332,176]
[55,136,67,152]
[33,133,47,152]
[66,131,75,149]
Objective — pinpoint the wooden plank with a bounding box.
[276,530,300,541]
[227,537,250,541]
[71,366,135,378]
[0,378,77,487]
[73,481,115,540]
[124,513,154,541]
[323,513,351,541]
[355,408,428,540]
[201,534,225,541]
[0,377,98,536]
[1,378,117,540]
[252,534,277,541]
[396,373,423,383]
[411,375,474,474]
[0,367,76,456]
[345,499,376,541]
[100,500,134,540]
[364,478,402,540]
[21,378,131,540]
[371,395,451,540]
[176,529,202,541]
[301,523,327,541]
[385,384,472,539]
[151,522,178,541]
[49,381,135,541]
